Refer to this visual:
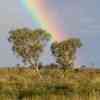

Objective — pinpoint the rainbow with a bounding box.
[20,0,63,41]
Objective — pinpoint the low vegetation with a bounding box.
[0,67,100,100]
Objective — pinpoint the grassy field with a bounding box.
[0,67,100,100]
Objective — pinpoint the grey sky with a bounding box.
[0,0,100,66]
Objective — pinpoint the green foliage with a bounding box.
[8,28,51,67]
[51,38,82,68]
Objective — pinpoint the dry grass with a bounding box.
[0,67,100,100]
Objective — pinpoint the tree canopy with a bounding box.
[8,28,51,68]
[8,27,82,69]
[51,38,82,68]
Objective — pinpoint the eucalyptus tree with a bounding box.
[51,38,82,68]
[8,28,51,69]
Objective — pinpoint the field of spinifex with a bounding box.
[0,67,100,100]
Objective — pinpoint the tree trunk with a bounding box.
[35,63,42,79]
